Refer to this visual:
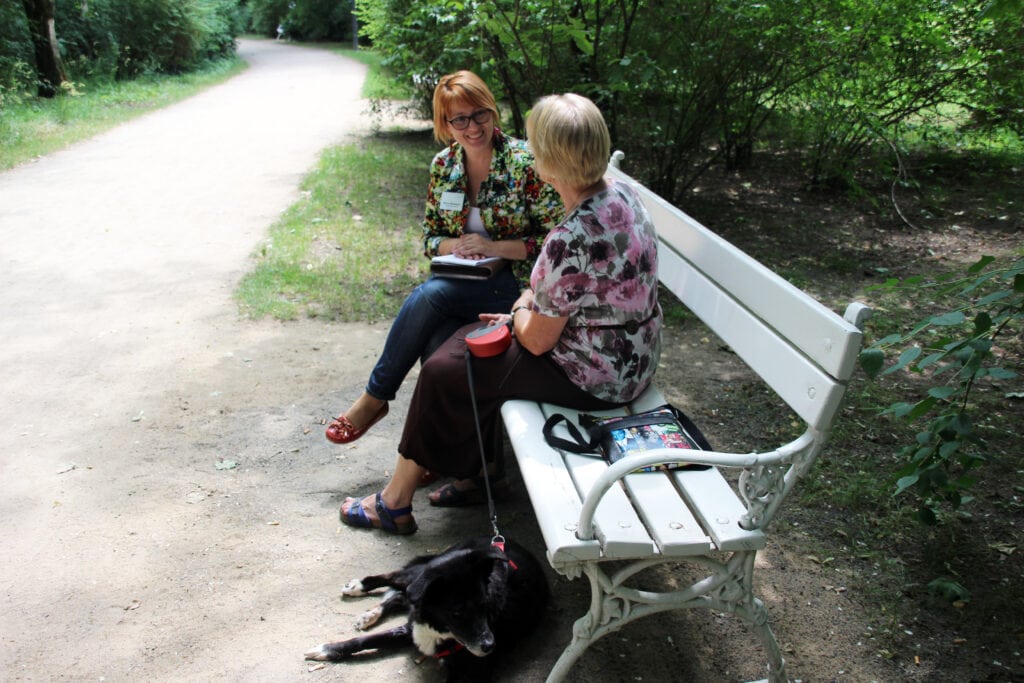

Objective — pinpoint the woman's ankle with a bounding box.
[345,394,385,422]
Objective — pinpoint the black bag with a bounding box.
[542,404,712,473]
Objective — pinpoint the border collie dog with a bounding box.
[305,536,549,682]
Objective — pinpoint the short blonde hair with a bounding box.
[432,71,499,144]
[526,94,610,188]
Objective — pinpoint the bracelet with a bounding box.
[511,305,529,318]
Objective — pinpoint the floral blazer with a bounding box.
[531,179,662,404]
[423,129,563,287]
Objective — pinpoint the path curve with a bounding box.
[0,39,412,681]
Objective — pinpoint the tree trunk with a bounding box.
[20,0,68,98]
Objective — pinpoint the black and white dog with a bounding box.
[305,536,550,682]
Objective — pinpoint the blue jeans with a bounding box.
[365,269,521,401]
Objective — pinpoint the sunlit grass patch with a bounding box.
[236,131,439,322]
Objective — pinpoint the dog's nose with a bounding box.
[479,634,495,654]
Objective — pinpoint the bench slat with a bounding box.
[563,452,657,558]
[598,387,716,555]
[508,397,762,560]
[621,472,712,555]
[501,402,601,567]
[537,404,656,559]
[671,467,766,551]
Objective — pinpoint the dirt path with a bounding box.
[0,39,898,682]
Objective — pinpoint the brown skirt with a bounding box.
[398,323,623,479]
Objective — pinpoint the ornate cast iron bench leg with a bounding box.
[545,552,787,683]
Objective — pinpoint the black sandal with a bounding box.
[428,476,509,508]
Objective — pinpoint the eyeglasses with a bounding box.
[447,108,492,130]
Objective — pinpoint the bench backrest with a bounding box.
[608,155,864,433]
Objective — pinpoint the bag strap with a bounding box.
[542,413,603,455]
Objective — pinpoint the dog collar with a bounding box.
[491,539,519,570]
[433,641,465,659]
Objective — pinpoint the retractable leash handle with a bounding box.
[465,321,512,358]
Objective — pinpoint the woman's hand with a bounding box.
[478,312,512,326]
[484,290,567,356]
[452,233,494,259]
[451,233,529,261]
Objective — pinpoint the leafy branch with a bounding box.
[860,255,1024,524]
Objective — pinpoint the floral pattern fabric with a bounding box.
[531,179,662,403]
[423,129,563,287]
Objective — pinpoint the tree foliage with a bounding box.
[1,0,243,102]
[969,0,1024,137]
[784,0,997,186]
[247,0,356,42]
[356,0,1019,201]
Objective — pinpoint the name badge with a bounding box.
[439,191,465,211]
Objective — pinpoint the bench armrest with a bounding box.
[575,431,817,541]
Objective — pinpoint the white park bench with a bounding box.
[501,152,871,683]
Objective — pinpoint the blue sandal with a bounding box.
[340,491,417,535]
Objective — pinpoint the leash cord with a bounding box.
[464,349,500,538]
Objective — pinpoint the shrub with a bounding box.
[860,255,1024,523]
[0,2,34,101]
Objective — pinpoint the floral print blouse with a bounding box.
[423,129,563,287]
[531,179,662,404]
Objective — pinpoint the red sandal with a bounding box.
[325,402,388,444]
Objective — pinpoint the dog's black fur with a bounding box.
[305,536,549,682]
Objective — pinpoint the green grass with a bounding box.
[235,131,440,321]
[235,46,434,322]
[0,57,246,172]
[330,47,415,101]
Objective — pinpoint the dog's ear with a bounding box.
[406,549,476,603]
[484,551,511,614]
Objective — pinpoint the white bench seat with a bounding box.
[501,152,870,683]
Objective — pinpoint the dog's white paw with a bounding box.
[355,606,383,630]
[341,579,365,597]
[304,645,329,661]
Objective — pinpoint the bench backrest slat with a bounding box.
[659,243,848,430]
[609,163,863,431]
[610,164,863,382]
